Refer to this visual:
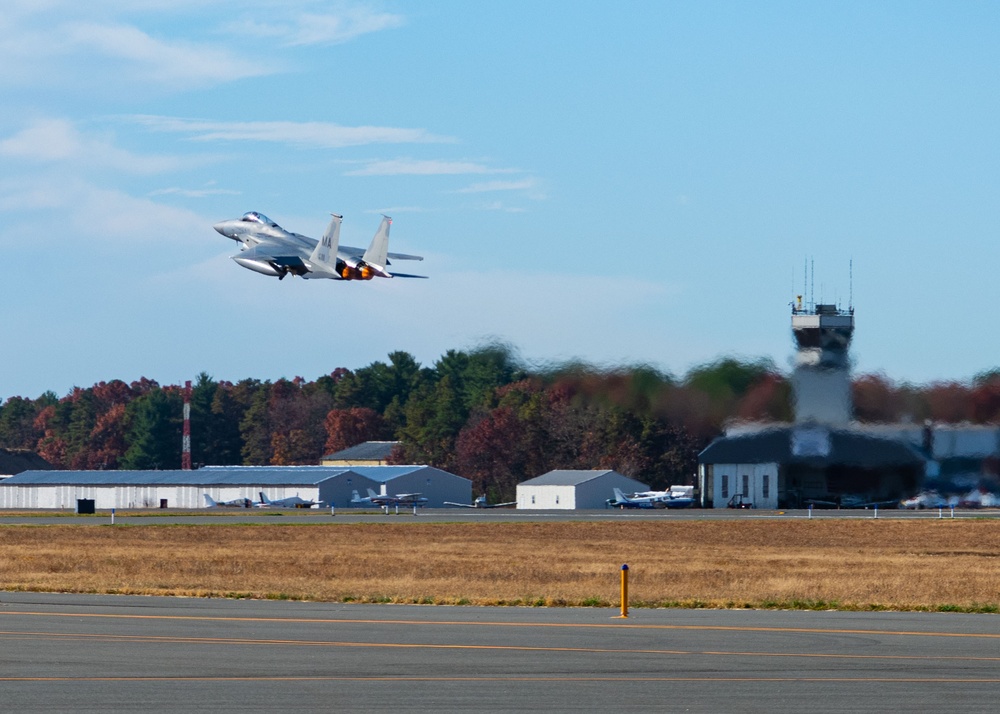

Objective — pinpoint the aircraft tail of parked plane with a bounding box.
[258,492,321,509]
[362,487,428,508]
[351,489,375,506]
[608,487,662,509]
[203,494,253,508]
[444,495,516,509]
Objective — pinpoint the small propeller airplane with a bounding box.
[213,211,427,281]
[444,495,516,509]
[351,488,428,509]
[607,487,670,509]
[203,494,256,508]
[606,487,695,509]
[257,492,322,509]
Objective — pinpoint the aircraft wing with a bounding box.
[240,241,304,262]
[337,245,366,258]
[338,246,423,262]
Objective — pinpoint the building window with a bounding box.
[555,494,560,505]
[531,495,535,504]
[721,476,728,499]
[762,474,770,499]
[742,474,749,497]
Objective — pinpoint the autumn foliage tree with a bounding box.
[2,348,999,493]
[324,408,388,455]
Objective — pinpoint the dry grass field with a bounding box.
[1,521,998,611]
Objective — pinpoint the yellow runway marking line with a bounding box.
[2,676,1000,683]
[1,610,998,640]
[2,629,999,663]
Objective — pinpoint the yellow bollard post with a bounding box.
[619,564,629,618]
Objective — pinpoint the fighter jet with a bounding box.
[213,211,426,281]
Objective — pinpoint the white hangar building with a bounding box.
[516,470,648,510]
[0,465,470,510]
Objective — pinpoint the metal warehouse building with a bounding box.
[0,465,470,510]
[516,470,648,509]
[350,465,471,507]
[698,425,925,509]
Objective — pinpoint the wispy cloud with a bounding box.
[0,17,274,89]
[455,178,537,193]
[130,116,453,149]
[148,186,241,199]
[64,22,273,86]
[455,177,546,204]
[346,159,517,176]
[0,174,212,248]
[0,118,186,174]
[364,206,429,214]
[224,7,405,47]
[478,201,527,213]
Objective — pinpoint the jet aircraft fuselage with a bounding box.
[213,211,426,281]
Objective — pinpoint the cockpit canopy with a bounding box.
[241,211,279,228]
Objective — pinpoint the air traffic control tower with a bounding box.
[791,298,854,425]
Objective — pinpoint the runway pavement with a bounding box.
[2,506,999,525]
[0,592,997,712]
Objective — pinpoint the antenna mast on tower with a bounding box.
[849,258,854,312]
[182,380,192,471]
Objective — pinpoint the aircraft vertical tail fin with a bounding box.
[362,215,391,272]
[204,494,218,507]
[309,213,342,271]
[367,488,378,498]
[613,488,626,501]
[259,492,271,505]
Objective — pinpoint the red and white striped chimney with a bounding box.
[182,380,192,470]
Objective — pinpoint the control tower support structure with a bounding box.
[791,299,854,425]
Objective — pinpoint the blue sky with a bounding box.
[3,1,999,399]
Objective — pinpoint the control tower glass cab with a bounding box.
[790,300,855,424]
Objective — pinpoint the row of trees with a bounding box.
[2,346,1000,499]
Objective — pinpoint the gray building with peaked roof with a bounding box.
[698,424,925,509]
[516,470,648,509]
[348,465,471,507]
[321,441,399,466]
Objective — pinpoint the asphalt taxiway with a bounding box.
[0,592,997,712]
[1,506,999,526]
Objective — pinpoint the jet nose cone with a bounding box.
[213,221,230,236]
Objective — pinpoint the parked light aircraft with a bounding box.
[258,492,322,509]
[213,211,426,281]
[444,495,516,508]
[805,494,899,509]
[351,488,427,508]
[607,487,694,509]
[607,488,670,509]
[350,489,377,507]
[203,494,255,508]
[899,491,952,510]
